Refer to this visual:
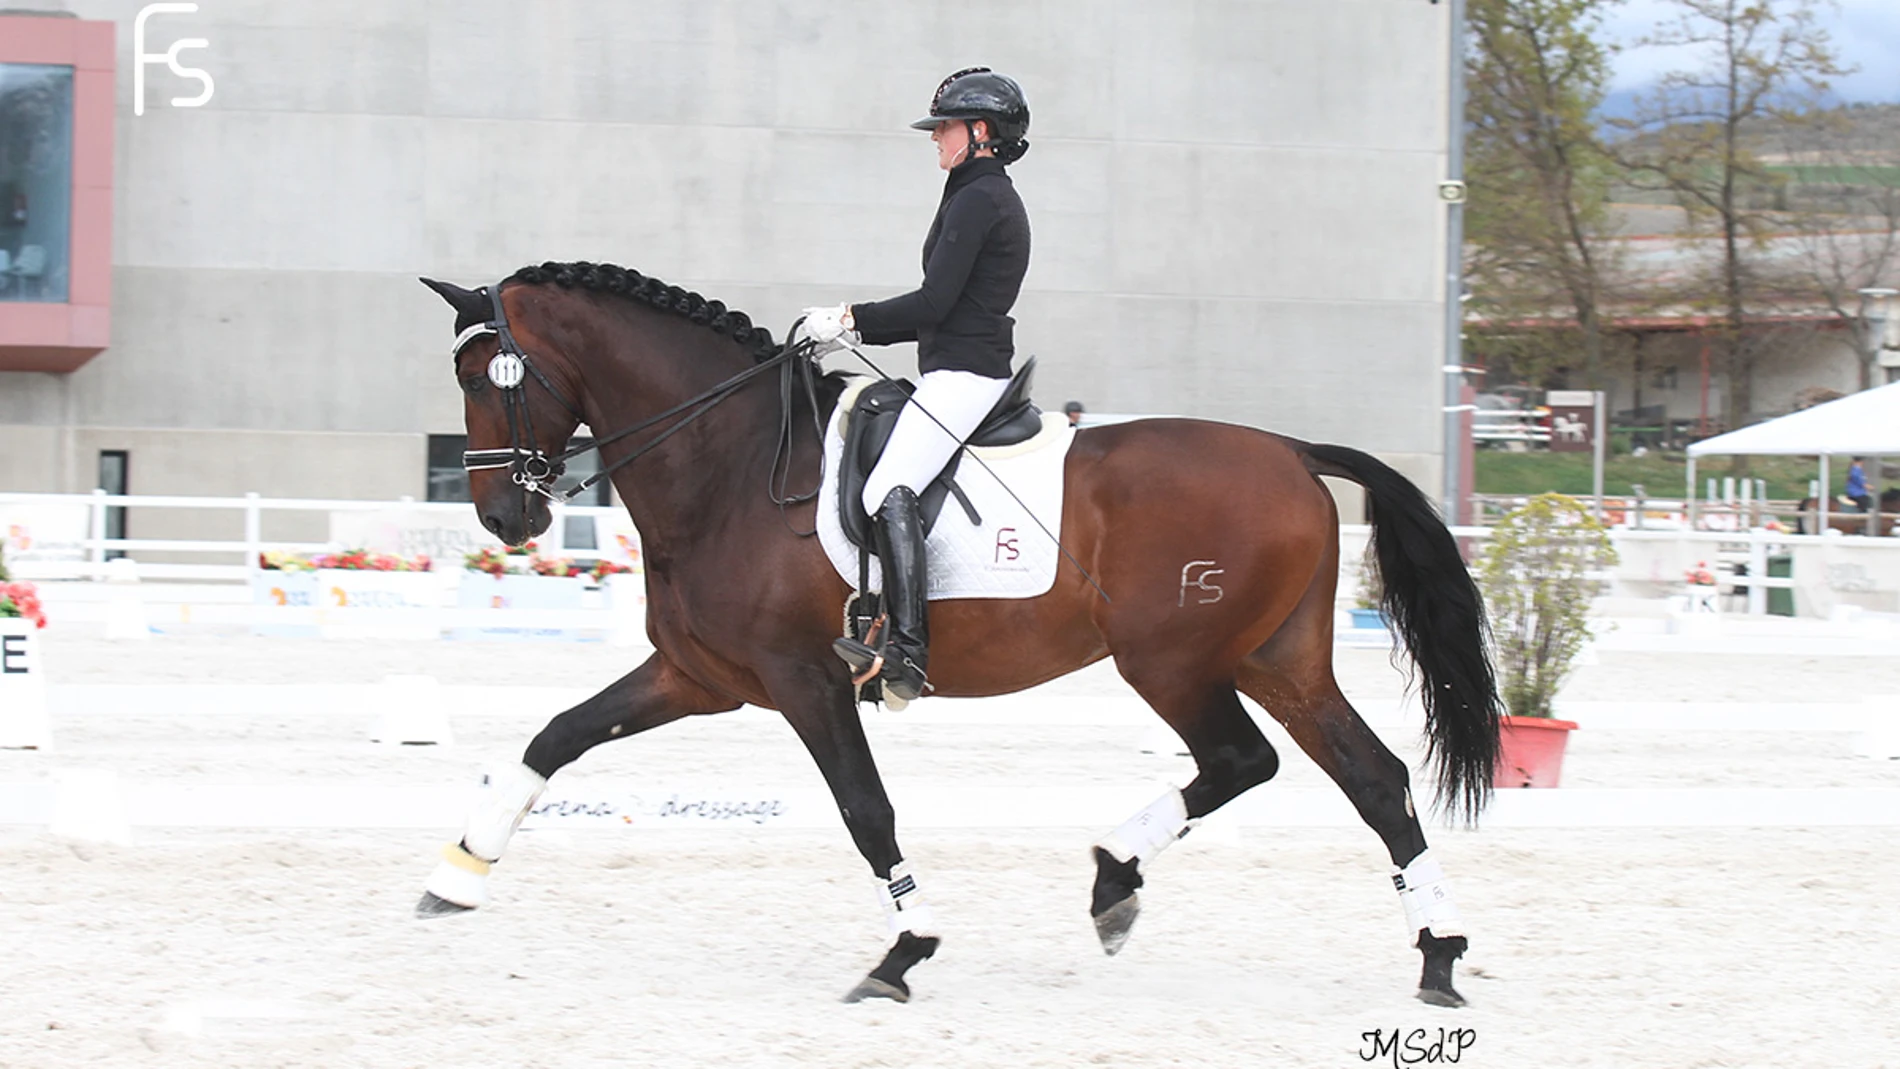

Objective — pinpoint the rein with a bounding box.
[457,283,825,519]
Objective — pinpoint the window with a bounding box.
[426,434,471,503]
[0,63,73,304]
[98,449,127,560]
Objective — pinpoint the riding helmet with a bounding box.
[911,67,1030,160]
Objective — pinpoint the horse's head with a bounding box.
[421,277,583,547]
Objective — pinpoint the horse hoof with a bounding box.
[414,891,475,919]
[841,930,937,1003]
[1093,893,1140,956]
[841,976,909,1004]
[1417,986,1467,1008]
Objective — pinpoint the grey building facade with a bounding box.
[1,0,1451,531]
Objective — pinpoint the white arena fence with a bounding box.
[3,491,1900,632]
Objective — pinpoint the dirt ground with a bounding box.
[2,636,1897,1068]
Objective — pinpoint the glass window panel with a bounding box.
[98,450,127,561]
[0,63,74,304]
[426,434,471,503]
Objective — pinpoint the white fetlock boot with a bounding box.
[417,763,548,915]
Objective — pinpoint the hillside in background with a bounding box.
[1607,102,1900,229]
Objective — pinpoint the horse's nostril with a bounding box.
[482,515,502,537]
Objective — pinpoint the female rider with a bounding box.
[801,67,1033,702]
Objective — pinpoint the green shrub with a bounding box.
[1476,493,1617,718]
[1353,548,1383,611]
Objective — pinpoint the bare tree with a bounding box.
[1780,113,1900,389]
[1465,0,1624,386]
[1611,0,1847,435]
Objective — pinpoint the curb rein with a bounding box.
[456,283,825,521]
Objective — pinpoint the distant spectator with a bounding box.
[1846,457,1872,513]
[1063,400,1085,427]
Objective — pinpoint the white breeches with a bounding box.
[861,369,1012,514]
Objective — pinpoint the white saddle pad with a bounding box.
[817,377,1074,601]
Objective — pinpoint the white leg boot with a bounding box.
[419,763,548,913]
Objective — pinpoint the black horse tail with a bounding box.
[1300,442,1501,821]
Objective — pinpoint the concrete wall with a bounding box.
[0,0,1451,512]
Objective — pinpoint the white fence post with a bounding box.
[88,488,107,574]
[1746,530,1768,616]
[243,492,262,577]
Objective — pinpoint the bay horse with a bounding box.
[415,262,1502,1007]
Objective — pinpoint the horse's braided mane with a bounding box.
[506,261,780,363]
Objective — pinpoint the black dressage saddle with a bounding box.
[836,357,1043,549]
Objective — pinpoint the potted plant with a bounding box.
[0,539,48,634]
[1475,493,1616,788]
[0,559,51,749]
[1347,548,1387,629]
[1,579,48,631]
[1681,560,1719,614]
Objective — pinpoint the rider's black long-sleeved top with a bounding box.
[850,156,1030,380]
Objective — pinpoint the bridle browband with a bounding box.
[455,281,824,524]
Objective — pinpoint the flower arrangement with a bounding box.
[464,544,626,581]
[260,549,432,572]
[464,547,511,578]
[1683,562,1717,587]
[530,554,585,578]
[591,559,635,582]
[0,580,47,629]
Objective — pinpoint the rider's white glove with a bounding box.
[799,304,859,352]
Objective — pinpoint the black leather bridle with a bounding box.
[454,281,824,520]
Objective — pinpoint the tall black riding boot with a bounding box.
[832,487,931,702]
[871,486,931,701]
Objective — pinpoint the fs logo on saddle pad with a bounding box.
[817,377,1074,601]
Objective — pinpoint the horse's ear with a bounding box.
[419,277,487,319]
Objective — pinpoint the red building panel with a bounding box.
[0,15,115,374]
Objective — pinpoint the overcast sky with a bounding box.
[1600,0,1900,103]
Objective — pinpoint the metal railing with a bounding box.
[1470,409,1551,445]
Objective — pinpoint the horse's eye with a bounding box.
[461,375,485,396]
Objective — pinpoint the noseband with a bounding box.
[454,281,822,512]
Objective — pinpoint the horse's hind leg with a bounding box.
[415,652,736,917]
[1089,656,1281,954]
[1235,659,1470,1007]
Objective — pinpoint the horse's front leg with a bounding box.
[768,662,939,1003]
[415,651,737,916]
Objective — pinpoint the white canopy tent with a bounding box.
[1685,381,1900,528]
